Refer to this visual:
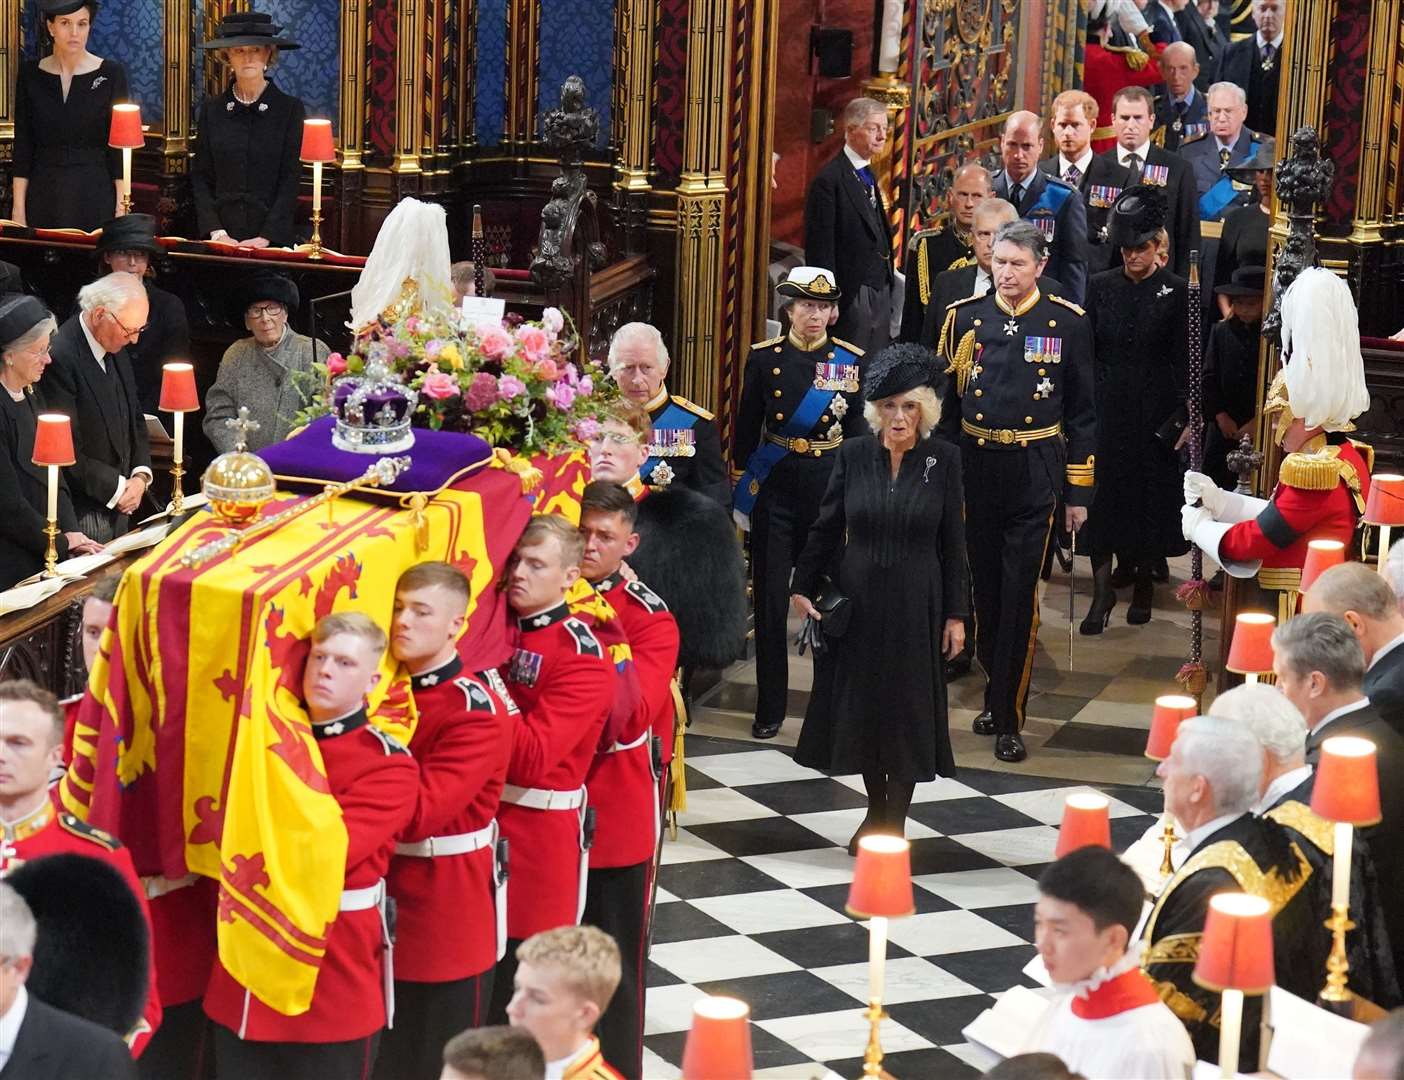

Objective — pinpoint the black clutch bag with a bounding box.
[812,582,852,639]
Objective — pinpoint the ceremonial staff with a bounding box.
[472,204,488,298]
[1177,252,1208,707]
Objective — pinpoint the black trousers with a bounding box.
[138,1000,214,1080]
[487,940,524,1025]
[372,972,492,1080]
[961,439,1059,735]
[835,282,893,359]
[583,862,650,1080]
[213,1024,381,1080]
[750,461,834,726]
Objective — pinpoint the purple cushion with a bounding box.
[257,416,494,496]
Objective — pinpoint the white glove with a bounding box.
[1182,503,1212,542]
[1111,0,1150,35]
[1183,471,1228,517]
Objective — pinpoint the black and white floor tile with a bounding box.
[641,735,1164,1079]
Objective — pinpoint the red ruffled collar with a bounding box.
[1070,968,1161,1020]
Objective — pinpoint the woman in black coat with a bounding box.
[790,344,969,853]
[192,11,305,248]
[0,294,103,589]
[12,0,129,231]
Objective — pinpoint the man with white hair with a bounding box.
[803,97,895,356]
[1180,83,1263,219]
[899,163,991,342]
[1214,0,1286,135]
[1206,683,1308,812]
[1143,715,1317,1069]
[41,270,152,542]
[0,883,137,1078]
[606,322,729,506]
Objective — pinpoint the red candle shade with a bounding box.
[1299,539,1347,595]
[846,835,915,918]
[1364,474,1404,527]
[1146,694,1197,761]
[159,362,199,412]
[1226,612,1276,675]
[1055,793,1112,858]
[109,103,144,149]
[681,996,753,1080]
[300,118,336,162]
[1311,736,1382,826]
[1192,892,1275,995]
[31,413,75,466]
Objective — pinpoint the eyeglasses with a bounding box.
[104,309,146,341]
[587,431,642,448]
[247,304,287,321]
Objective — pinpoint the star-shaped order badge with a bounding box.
[652,461,675,487]
[1036,377,1054,399]
[830,395,849,418]
[1003,318,1020,336]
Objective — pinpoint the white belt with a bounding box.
[142,872,200,900]
[339,878,386,911]
[395,820,497,858]
[607,729,650,754]
[338,878,394,1027]
[501,784,587,811]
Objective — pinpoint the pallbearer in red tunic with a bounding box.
[1184,268,1373,620]
[0,680,162,1057]
[578,482,681,1079]
[1020,847,1194,1079]
[375,563,515,1080]
[488,516,616,1024]
[204,613,419,1080]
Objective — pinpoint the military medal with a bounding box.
[1031,215,1056,240]
[1172,119,1182,132]
[1004,318,1020,336]
[1157,284,1174,298]
[647,428,697,458]
[1036,377,1054,399]
[1024,336,1062,364]
[830,395,849,419]
[507,648,544,687]
[652,461,675,486]
[1142,164,1170,187]
[1088,184,1120,208]
[814,362,860,393]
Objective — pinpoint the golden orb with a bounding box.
[203,449,276,526]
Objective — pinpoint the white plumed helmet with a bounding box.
[1277,267,1369,433]
[349,198,455,332]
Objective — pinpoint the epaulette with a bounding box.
[367,726,411,756]
[58,813,121,851]
[945,292,985,310]
[670,395,714,422]
[1279,448,1345,491]
[830,337,866,357]
[906,227,941,253]
[1349,437,1375,474]
[454,675,496,714]
[1047,294,1086,316]
[624,579,669,614]
[1180,129,1209,147]
[564,617,604,659]
[750,335,784,350]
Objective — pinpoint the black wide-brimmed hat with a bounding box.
[1215,265,1267,297]
[863,342,942,402]
[199,10,300,51]
[0,293,53,348]
[1107,184,1168,250]
[1225,137,1276,182]
[234,271,299,320]
[36,0,96,17]
[96,213,161,256]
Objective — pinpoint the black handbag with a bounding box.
[795,579,851,656]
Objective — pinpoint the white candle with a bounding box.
[1332,821,1352,911]
[1380,525,1393,574]
[1245,672,1259,684]
[173,410,184,468]
[47,463,58,522]
[868,915,887,1003]
[123,147,133,209]
[1219,987,1244,1078]
[313,159,323,218]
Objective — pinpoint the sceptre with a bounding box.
[1175,251,1209,707]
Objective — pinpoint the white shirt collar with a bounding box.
[1369,630,1404,669]
[544,1040,592,1080]
[1254,765,1313,814]
[974,267,992,294]
[1257,31,1284,50]
[0,984,28,1068]
[843,143,870,171]
[1315,696,1371,736]
[78,312,108,367]
[1117,142,1152,164]
[1216,131,1242,152]
[1182,811,1242,854]
[1060,150,1093,174]
[1173,86,1197,107]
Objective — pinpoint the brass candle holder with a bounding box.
[1159,815,1178,876]
[43,518,60,577]
[1318,903,1354,1014]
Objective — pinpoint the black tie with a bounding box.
[1126,153,1142,182]
[1010,182,1024,205]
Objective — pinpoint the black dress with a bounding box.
[192,82,305,246]
[12,59,129,231]
[1202,315,1263,487]
[1,388,81,589]
[1083,267,1191,563]
[1213,204,1270,290]
[791,434,969,781]
[128,282,192,413]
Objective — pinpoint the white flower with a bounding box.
[541,307,564,337]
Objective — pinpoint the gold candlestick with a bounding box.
[171,460,185,516]
[308,160,325,260]
[1318,903,1355,1014]
[860,998,892,1079]
[42,519,60,577]
[1159,814,1179,876]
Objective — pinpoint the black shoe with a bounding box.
[1127,579,1154,625]
[995,733,1027,762]
[846,815,883,856]
[1079,605,1114,635]
[1080,559,1115,635]
[945,657,972,681]
[973,711,997,736]
[751,718,782,740]
[1152,557,1170,583]
[1110,561,1135,588]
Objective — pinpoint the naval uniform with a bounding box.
[204,708,418,1079]
[937,287,1096,736]
[732,332,867,732]
[584,573,680,1080]
[488,603,615,1023]
[641,388,731,507]
[899,226,976,344]
[376,657,516,1080]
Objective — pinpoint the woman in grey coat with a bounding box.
[204,271,329,452]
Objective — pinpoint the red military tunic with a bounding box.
[388,655,514,983]
[1084,42,1165,152]
[204,709,418,1042]
[497,601,614,939]
[588,573,680,869]
[1220,442,1370,569]
[0,799,163,1056]
[147,875,218,1008]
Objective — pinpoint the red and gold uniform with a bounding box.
[204,709,418,1062]
[1084,42,1165,152]
[377,656,515,1080]
[560,1036,626,1080]
[0,799,163,1056]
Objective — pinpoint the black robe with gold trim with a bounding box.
[1142,813,1318,1071]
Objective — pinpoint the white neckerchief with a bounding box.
[1053,940,1146,999]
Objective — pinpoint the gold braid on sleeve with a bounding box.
[951,329,978,396]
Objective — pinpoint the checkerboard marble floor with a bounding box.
[640,734,1165,1079]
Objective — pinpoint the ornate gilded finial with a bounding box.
[1227,432,1264,495]
[225,407,261,453]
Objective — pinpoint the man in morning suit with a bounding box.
[991,111,1088,304]
[1153,42,1209,151]
[0,883,137,1079]
[1304,561,1404,734]
[899,163,991,343]
[732,267,868,741]
[40,271,152,542]
[1180,82,1262,219]
[1039,90,1098,198]
[1214,0,1285,135]
[803,97,895,357]
[936,221,1096,762]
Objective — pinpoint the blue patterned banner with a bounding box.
[537,0,615,147]
[476,0,508,147]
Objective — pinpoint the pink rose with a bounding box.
[542,307,565,337]
[465,371,499,411]
[578,375,593,397]
[497,374,527,400]
[424,338,444,361]
[477,323,514,360]
[516,324,550,363]
[327,353,348,376]
[573,418,601,443]
[405,316,423,334]
[421,371,460,400]
[533,357,559,381]
[548,383,577,410]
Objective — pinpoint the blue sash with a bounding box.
[1026,178,1073,219]
[1199,140,1260,220]
[641,401,699,483]
[732,385,836,518]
